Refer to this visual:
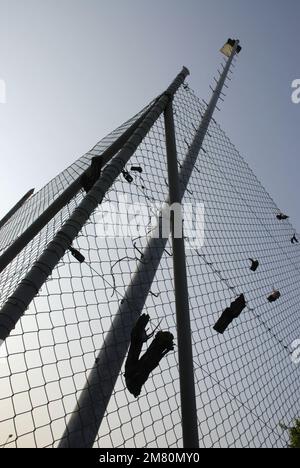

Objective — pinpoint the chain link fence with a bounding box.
[0,79,299,448]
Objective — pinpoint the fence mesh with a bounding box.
[0,78,299,448]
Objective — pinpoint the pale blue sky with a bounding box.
[0,0,299,229]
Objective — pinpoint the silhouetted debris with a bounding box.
[131,166,143,173]
[213,294,246,334]
[125,314,174,398]
[122,170,133,183]
[291,234,299,244]
[277,213,289,221]
[227,38,242,54]
[81,156,103,193]
[268,290,281,303]
[220,39,242,57]
[69,246,85,264]
[249,258,259,272]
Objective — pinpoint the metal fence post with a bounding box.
[164,101,199,448]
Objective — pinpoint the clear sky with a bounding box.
[0,0,299,230]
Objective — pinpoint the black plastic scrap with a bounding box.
[277,213,289,221]
[249,258,259,272]
[291,234,299,244]
[81,156,103,193]
[213,294,246,334]
[69,246,85,264]
[122,170,133,183]
[227,38,242,54]
[131,166,143,173]
[125,314,174,398]
[268,290,281,303]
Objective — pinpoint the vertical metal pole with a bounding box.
[59,40,240,448]
[164,101,199,448]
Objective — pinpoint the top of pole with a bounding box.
[220,38,242,57]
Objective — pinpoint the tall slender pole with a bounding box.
[59,40,240,448]
[164,101,199,448]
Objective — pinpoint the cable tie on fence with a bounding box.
[276,212,289,221]
[249,258,259,272]
[291,234,299,244]
[267,289,281,303]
